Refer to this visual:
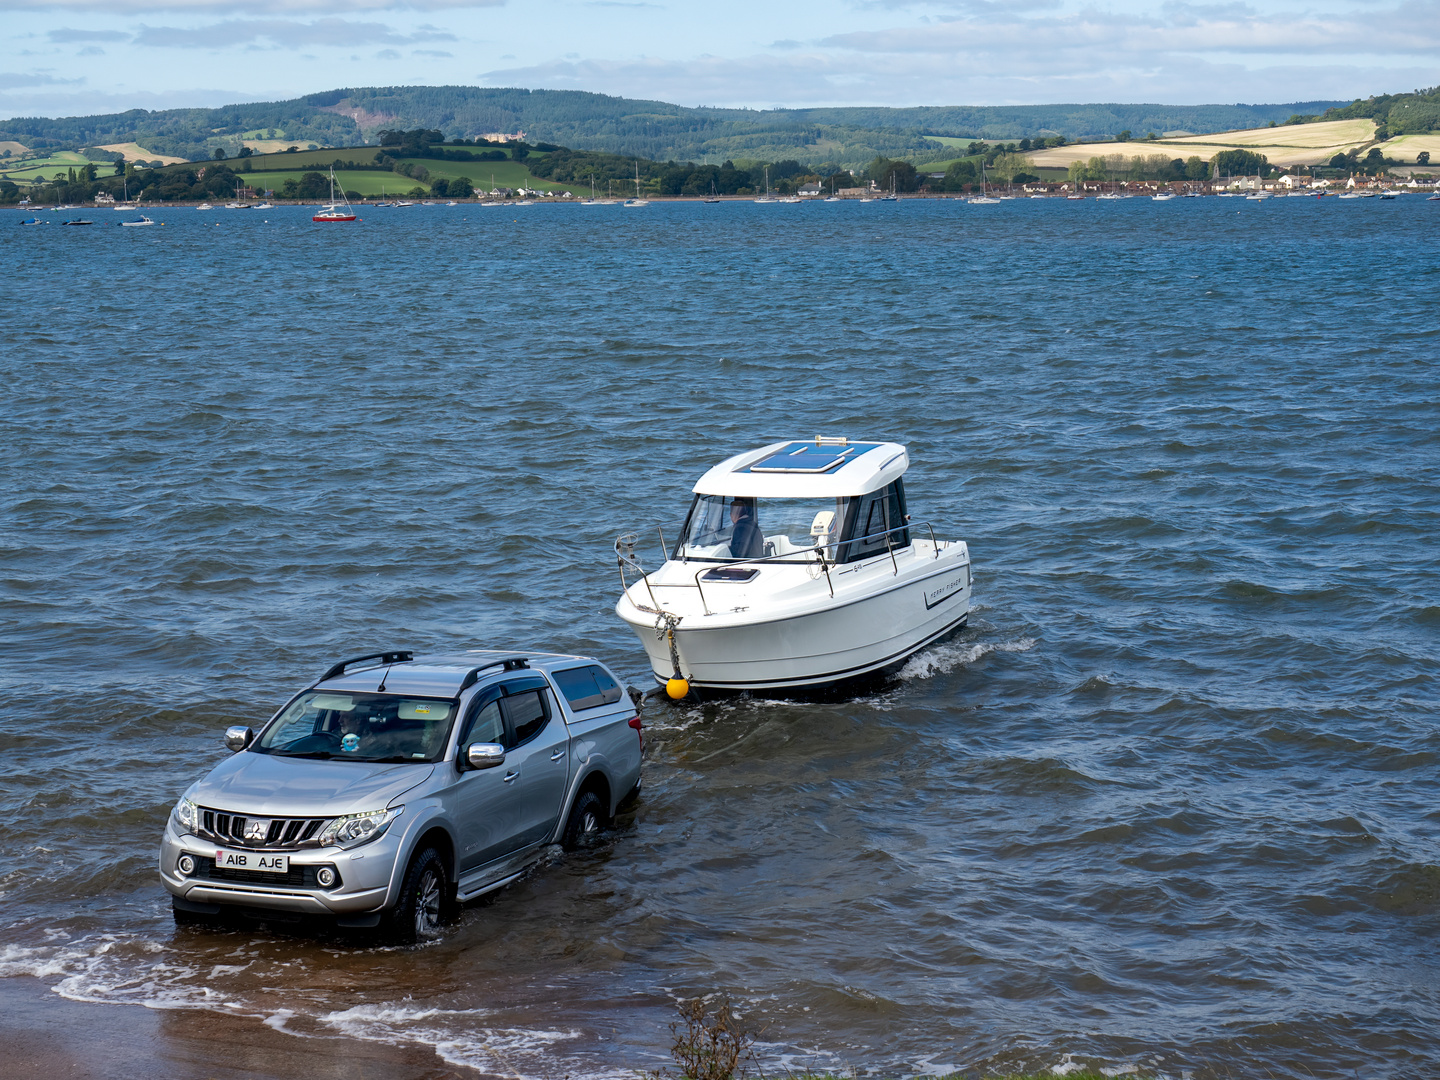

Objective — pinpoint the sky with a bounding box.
[2,0,1437,120]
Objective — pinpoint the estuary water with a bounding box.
[1,196,1437,1079]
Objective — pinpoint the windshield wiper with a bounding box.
[362,755,430,763]
[280,751,334,759]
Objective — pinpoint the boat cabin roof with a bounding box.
[693,439,908,498]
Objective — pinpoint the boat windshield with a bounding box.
[253,691,456,762]
[674,494,850,562]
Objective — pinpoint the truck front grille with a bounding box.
[198,807,327,849]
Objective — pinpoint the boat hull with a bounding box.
[617,548,971,692]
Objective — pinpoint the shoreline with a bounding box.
[0,975,463,1080]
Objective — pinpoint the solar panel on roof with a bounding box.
[745,441,878,474]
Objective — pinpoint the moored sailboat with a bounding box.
[312,168,358,222]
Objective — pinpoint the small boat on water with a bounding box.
[196,203,214,210]
[614,437,972,695]
[120,215,155,226]
[313,168,358,222]
[625,162,650,207]
[19,217,46,225]
[63,219,94,226]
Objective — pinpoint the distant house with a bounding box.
[797,182,822,196]
[1277,173,1308,189]
[480,131,528,144]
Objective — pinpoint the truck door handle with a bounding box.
[550,748,566,761]
[502,770,519,783]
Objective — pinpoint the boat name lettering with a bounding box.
[924,574,967,609]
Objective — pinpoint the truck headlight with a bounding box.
[317,806,401,848]
[172,797,198,833]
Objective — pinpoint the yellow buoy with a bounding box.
[665,677,689,700]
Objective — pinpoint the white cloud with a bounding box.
[131,17,457,48]
[0,86,262,119]
[1,0,1436,118]
[821,2,1440,58]
[48,28,130,41]
[483,46,1433,108]
[0,0,500,10]
[0,71,86,90]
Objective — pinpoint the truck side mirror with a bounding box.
[466,743,506,770]
[224,726,254,753]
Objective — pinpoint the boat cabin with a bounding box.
[673,439,910,566]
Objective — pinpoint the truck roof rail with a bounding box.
[319,650,415,683]
[458,655,530,691]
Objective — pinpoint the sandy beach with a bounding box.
[0,976,465,1080]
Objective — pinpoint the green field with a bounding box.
[174,147,580,197]
[1,151,102,183]
[235,160,577,197]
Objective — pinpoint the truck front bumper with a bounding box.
[158,817,399,917]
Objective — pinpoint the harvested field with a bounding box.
[1029,119,1377,170]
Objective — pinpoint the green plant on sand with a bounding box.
[657,996,758,1080]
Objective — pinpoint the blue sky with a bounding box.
[3,0,1436,120]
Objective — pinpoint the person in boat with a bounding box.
[728,498,763,560]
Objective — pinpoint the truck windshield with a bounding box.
[253,691,456,762]
[674,494,851,562]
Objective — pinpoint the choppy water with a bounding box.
[2,197,1438,1079]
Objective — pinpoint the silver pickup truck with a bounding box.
[160,649,643,942]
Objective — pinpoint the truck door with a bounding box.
[497,679,570,849]
[450,688,513,873]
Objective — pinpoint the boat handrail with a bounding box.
[690,543,835,613]
[616,520,940,618]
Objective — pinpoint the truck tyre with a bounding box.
[385,847,449,944]
[561,791,606,850]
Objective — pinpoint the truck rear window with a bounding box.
[552,665,623,711]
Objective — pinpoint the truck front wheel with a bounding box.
[385,847,449,944]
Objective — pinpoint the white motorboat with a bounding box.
[614,437,972,695]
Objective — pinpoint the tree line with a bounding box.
[0,85,1355,168]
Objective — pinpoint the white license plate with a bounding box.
[215,849,289,874]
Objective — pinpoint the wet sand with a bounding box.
[0,976,465,1080]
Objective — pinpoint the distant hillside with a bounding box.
[0,86,1352,167]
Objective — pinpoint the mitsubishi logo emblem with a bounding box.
[244,819,270,842]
